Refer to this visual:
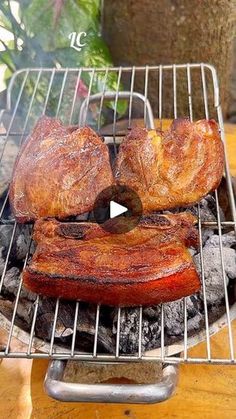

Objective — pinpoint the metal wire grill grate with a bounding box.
[0,64,235,364]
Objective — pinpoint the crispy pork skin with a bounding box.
[23,213,200,307]
[114,119,224,212]
[9,116,114,222]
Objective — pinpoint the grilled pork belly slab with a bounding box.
[9,116,114,222]
[23,213,200,307]
[114,119,224,212]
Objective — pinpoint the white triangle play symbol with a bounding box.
[110,200,128,219]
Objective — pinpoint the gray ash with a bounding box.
[0,223,33,261]
[168,194,225,222]
[0,192,236,355]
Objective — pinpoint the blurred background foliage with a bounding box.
[0,0,126,121]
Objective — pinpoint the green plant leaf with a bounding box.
[22,0,99,51]
[0,50,15,70]
[1,0,127,121]
[75,0,100,21]
[0,2,26,40]
[0,10,12,31]
[3,65,13,82]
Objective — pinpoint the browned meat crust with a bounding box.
[114,119,224,212]
[23,213,201,307]
[9,116,114,222]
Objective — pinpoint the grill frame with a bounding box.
[0,64,235,365]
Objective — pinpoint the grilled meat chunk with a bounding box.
[23,213,200,307]
[9,116,114,222]
[114,119,224,212]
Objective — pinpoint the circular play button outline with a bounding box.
[93,184,143,234]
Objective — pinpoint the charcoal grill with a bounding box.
[0,64,236,403]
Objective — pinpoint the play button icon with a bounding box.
[93,185,143,234]
[110,201,128,218]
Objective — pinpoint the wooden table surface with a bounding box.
[0,123,235,419]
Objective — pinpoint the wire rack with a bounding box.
[0,64,235,364]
